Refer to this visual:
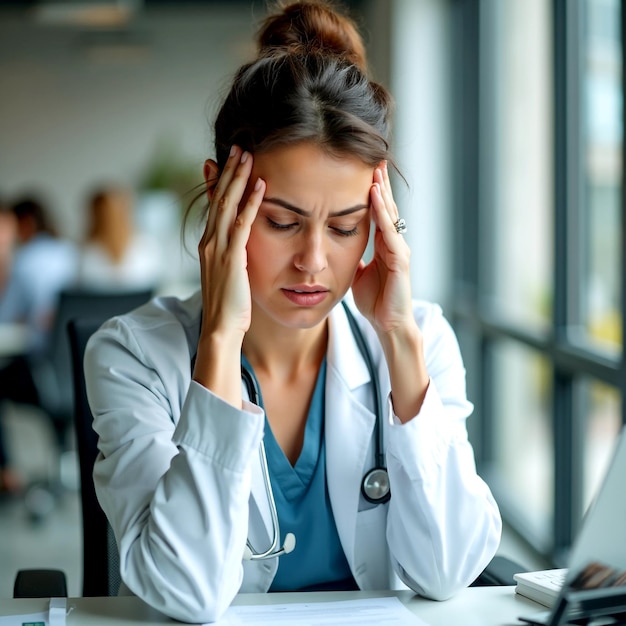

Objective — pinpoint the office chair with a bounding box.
[68,317,122,597]
[22,287,153,521]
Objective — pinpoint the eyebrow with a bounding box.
[263,197,369,217]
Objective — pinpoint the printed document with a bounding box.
[213,596,431,625]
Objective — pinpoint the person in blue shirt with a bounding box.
[0,197,77,353]
[0,196,77,492]
[85,1,502,622]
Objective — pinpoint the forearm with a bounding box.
[96,384,264,623]
[378,322,430,423]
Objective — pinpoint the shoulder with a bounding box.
[410,298,445,329]
[85,289,202,371]
[340,292,449,342]
[339,294,462,370]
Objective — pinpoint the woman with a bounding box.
[77,185,162,291]
[85,1,502,622]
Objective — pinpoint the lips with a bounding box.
[281,286,329,306]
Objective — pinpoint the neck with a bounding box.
[243,314,328,379]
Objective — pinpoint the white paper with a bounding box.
[212,597,431,626]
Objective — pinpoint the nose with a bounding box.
[293,230,327,275]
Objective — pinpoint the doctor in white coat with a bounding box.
[84,2,502,623]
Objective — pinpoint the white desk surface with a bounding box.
[0,587,544,625]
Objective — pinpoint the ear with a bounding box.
[203,159,220,201]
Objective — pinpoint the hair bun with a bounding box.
[257,1,367,72]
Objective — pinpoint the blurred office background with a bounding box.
[0,0,623,597]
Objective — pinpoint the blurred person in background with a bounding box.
[0,200,18,492]
[0,200,17,293]
[76,185,162,292]
[0,195,77,493]
[0,196,78,353]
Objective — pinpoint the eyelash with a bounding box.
[266,218,359,238]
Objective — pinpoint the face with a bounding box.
[245,142,374,330]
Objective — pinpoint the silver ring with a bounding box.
[394,217,407,234]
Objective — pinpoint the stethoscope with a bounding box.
[241,300,390,561]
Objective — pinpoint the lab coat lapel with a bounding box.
[325,303,377,567]
[243,380,274,563]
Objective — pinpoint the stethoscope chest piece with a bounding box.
[361,467,390,504]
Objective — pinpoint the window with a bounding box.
[452,0,624,563]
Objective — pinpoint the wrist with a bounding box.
[193,331,244,407]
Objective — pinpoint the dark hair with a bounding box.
[187,0,397,225]
[214,1,392,170]
[12,197,57,237]
[257,0,368,73]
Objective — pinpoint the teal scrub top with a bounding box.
[241,355,356,592]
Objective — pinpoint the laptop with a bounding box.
[518,425,626,626]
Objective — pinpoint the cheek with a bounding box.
[245,225,263,268]
[246,223,281,286]
[345,225,371,262]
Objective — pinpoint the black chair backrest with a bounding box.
[46,288,153,419]
[67,299,151,597]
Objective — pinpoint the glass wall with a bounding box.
[482,0,554,331]
[581,0,622,355]
[492,341,553,533]
[452,0,624,562]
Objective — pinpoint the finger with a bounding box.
[371,182,402,245]
[214,151,255,250]
[370,183,390,228]
[204,145,242,240]
[229,177,266,251]
[374,163,398,223]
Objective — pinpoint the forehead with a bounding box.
[253,142,375,205]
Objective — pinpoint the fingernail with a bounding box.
[229,145,236,157]
[254,177,263,191]
[241,151,249,163]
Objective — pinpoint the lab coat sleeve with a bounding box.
[85,319,264,623]
[384,304,502,600]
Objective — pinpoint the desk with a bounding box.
[0,587,544,625]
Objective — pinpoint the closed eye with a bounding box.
[266,217,297,231]
[331,226,359,237]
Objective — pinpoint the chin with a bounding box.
[270,300,337,330]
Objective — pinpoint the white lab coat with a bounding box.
[85,290,501,624]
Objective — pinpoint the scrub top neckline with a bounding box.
[240,353,327,488]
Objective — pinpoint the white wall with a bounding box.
[0,6,257,240]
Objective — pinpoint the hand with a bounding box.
[198,145,266,341]
[352,163,429,422]
[351,162,413,335]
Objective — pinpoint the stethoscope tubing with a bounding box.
[240,300,389,560]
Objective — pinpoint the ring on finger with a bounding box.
[394,217,407,235]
